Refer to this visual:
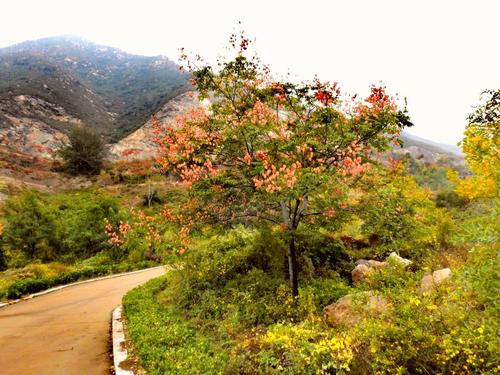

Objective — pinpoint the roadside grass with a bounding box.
[123,275,230,375]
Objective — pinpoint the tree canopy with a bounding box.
[154,33,413,296]
[57,125,106,175]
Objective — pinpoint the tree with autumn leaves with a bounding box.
[449,89,499,199]
[154,34,413,297]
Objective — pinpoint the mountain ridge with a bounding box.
[0,35,190,142]
[401,132,462,155]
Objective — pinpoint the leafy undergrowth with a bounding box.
[123,201,499,374]
[0,185,175,301]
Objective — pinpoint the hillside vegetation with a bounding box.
[119,37,498,374]
[124,201,498,374]
[0,184,168,300]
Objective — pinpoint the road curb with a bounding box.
[0,265,165,309]
[112,305,135,375]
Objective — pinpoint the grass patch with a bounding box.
[123,275,230,375]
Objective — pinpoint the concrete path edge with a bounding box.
[112,305,135,375]
[0,265,165,309]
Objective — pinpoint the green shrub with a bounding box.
[158,227,295,327]
[359,182,418,248]
[5,268,104,298]
[50,190,122,259]
[1,190,57,261]
[0,244,6,271]
[57,125,106,175]
[295,229,351,278]
[167,227,284,306]
[6,277,54,299]
[1,189,123,264]
[297,275,351,318]
[435,190,468,208]
[3,262,156,299]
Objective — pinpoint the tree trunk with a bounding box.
[281,199,305,299]
[288,234,299,298]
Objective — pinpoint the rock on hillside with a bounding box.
[324,291,390,326]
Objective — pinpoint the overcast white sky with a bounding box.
[1,0,499,145]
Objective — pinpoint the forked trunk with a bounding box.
[281,198,307,299]
[280,196,308,298]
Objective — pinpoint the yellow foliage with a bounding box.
[456,175,497,200]
[454,92,499,200]
[400,176,432,201]
[261,323,354,371]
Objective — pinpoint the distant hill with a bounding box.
[0,35,189,145]
[393,132,466,174]
[401,132,462,156]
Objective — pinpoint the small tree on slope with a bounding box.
[154,34,412,297]
[57,125,106,175]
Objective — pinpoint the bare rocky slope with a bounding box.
[0,95,79,158]
[109,92,201,160]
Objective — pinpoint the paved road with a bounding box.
[0,267,165,375]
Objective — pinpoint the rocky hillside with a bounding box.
[109,92,203,160]
[395,132,466,173]
[0,35,189,149]
[0,95,80,158]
